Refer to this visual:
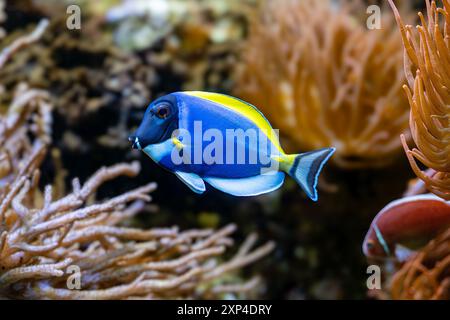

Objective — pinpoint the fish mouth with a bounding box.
[128,136,142,150]
[129,121,176,150]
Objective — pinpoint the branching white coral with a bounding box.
[0,155,274,299]
[0,18,274,300]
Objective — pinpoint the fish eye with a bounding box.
[366,241,375,250]
[155,104,171,119]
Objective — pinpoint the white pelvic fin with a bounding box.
[174,171,206,194]
[204,172,285,197]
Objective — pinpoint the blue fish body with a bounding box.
[131,91,335,200]
[146,93,277,178]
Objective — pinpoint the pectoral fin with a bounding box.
[204,172,284,197]
[395,244,416,262]
[174,171,206,194]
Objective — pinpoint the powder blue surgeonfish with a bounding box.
[129,92,335,201]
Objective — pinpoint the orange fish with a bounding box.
[363,194,450,259]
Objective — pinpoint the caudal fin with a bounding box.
[285,148,335,201]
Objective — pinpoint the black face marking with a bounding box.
[130,94,179,148]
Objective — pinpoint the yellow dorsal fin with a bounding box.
[183,91,283,154]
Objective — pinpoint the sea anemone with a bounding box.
[390,226,450,299]
[235,0,410,168]
[390,0,450,200]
